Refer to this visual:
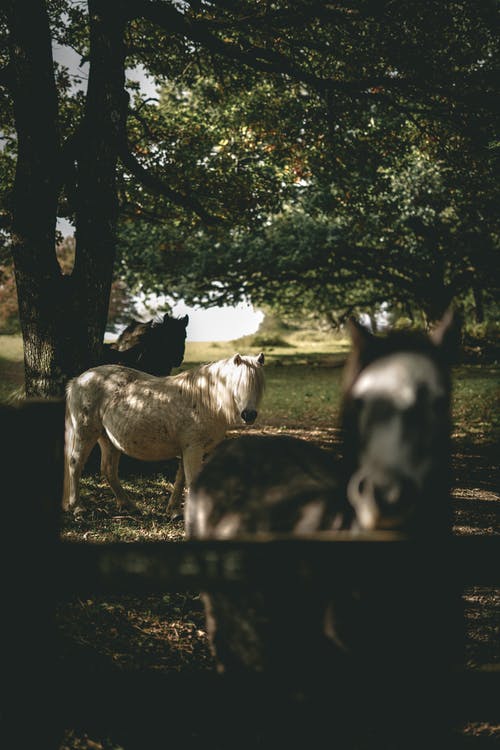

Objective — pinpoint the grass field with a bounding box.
[1,331,497,440]
[0,334,25,401]
[1,329,498,547]
[1,331,499,749]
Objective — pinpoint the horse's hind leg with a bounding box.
[98,434,136,511]
[63,415,100,512]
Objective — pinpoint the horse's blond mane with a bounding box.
[171,355,265,424]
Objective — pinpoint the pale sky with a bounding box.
[172,301,263,342]
[134,295,264,342]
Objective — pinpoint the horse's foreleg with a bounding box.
[166,447,204,520]
[183,447,206,489]
[98,435,137,511]
[165,460,185,520]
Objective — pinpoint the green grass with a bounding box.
[62,472,185,543]
[0,333,23,361]
[1,333,498,444]
[0,334,24,402]
[452,365,500,442]
[182,332,350,367]
[260,364,343,427]
[181,334,349,430]
[1,330,496,713]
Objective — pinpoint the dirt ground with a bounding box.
[54,424,500,750]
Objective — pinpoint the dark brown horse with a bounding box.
[185,311,460,746]
[101,313,189,376]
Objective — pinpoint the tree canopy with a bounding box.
[112,1,500,325]
[0,1,498,393]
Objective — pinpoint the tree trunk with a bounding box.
[472,286,484,325]
[5,0,127,396]
[70,0,127,373]
[6,0,66,396]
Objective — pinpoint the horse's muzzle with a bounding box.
[347,469,418,531]
[241,409,257,424]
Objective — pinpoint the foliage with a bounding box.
[0,263,19,332]
[1,1,499,397]
[111,3,500,325]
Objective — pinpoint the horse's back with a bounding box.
[187,433,452,679]
[66,365,184,461]
[67,365,161,416]
[71,363,157,390]
[186,434,352,676]
[186,434,348,538]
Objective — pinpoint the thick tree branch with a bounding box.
[0,64,12,89]
[128,106,158,140]
[121,201,167,225]
[0,212,12,231]
[119,141,222,225]
[129,1,498,115]
[129,0,339,94]
[194,2,357,31]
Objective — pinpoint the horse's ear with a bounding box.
[182,315,189,326]
[347,318,374,352]
[257,352,265,366]
[233,353,242,365]
[430,308,461,355]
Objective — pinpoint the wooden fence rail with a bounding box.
[55,534,500,594]
[1,401,499,749]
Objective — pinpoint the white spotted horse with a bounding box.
[63,353,265,518]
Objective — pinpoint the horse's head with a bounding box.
[113,319,149,351]
[139,313,188,373]
[343,310,458,533]
[157,313,189,368]
[230,352,265,424]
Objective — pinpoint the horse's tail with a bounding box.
[62,381,76,510]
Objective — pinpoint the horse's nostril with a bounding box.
[241,409,257,423]
[373,477,417,513]
[374,483,401,507]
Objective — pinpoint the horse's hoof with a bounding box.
[166,510,184,522]
[117,501,138,513]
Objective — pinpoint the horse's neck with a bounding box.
[168,364,234,421]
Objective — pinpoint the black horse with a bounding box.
[186,311,461,747]
[101,313,189,376]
